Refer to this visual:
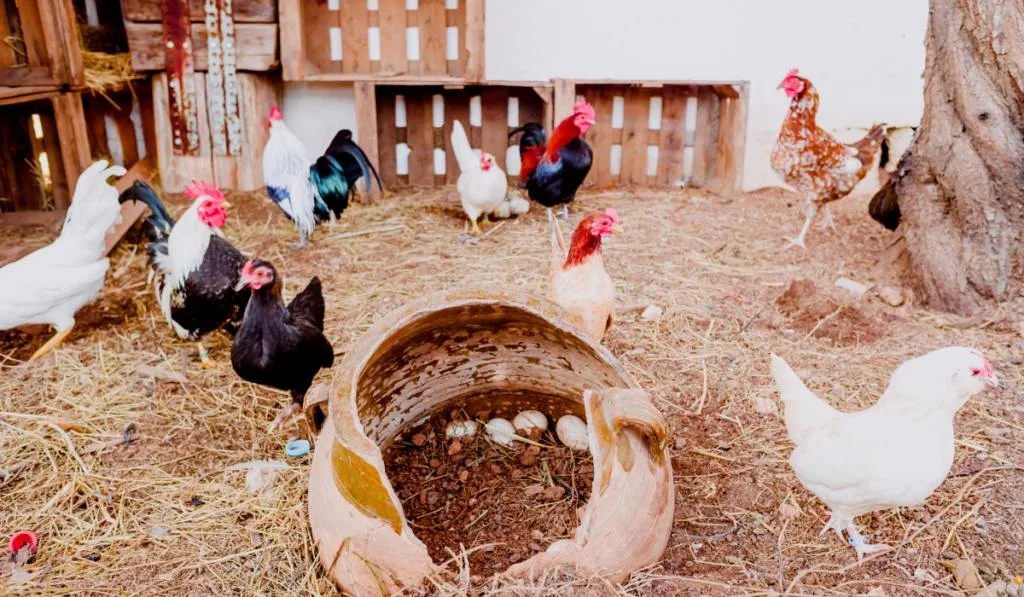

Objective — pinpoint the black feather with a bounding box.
[324,129,383,192]
[868,178,901,231]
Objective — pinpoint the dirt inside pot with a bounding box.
[383,410,594,577]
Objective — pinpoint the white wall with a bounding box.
[285,0,928,190]
[282,83,357,154]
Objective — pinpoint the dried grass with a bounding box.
[81,51,142,103]
[1,185,1022,596]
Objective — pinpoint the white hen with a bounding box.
[771,347,998,559]
[0,160,127,360]
[451,120,507,236]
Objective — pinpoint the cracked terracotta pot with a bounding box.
[305,292,674,595]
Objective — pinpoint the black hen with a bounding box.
[309,129,383,221]
[230,259,334,431]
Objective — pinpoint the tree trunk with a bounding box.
[893,0,1024,315]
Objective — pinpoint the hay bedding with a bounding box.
[0,186,1022,595]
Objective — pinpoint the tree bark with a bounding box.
[893,0,1024,315]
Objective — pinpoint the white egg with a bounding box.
[445,420,479,439]
[485,418,517,447]
[512,410,548,434]
[556,415,589,452]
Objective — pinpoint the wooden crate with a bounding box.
[121,0,279,72]
[0,0,84,104]
[361,81,552,188]
[82,89,157,173]
[152,72,280,192]
[554,80,749,195]
[0,93,92,223]
[280,0,484,83]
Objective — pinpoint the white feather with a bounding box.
[451,120,507,223]
[262,119,316,237]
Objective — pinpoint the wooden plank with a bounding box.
[552,79,575,125]
[212,73,278,191]
[16,1,51,75]
[619,88,648,186]
[104,158,154,254]
[121,0,277,22]
[0,210,65,227]
[299,0,339,77]
[112,106,140,167]
[137,83,158,160]
[464,0,484,82]
[153,73,215,192]
[278,0,303,80]
[657,87,687,188]
[582,87,613,188]
[126,23,278,71]
[418,0,447,77]
[50,93,91,209]
[378,0,407,75]
[37,0,83,86]
[353,81,380,201]
[341,0,371,75]
[0,87,61,106]
[0,66,61,87]
[691,89,718,188]
[0,5,15,68]
[405,90,435,186]
[444,90,470,184]
[83,96,112,158]
[376,89,398,187]
[446,0,465,77]
[36,109,69,211]
[480,87,508,172]
[706,82,749,196]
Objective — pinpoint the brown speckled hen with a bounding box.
[770,69,885,248]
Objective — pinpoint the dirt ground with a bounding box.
[0,184,1022,596]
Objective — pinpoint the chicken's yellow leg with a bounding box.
[197,341,214,369]
[29,325,74,361]
[470,217,483,236]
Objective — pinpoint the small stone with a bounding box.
[640,305,664,321]
[752,396,777,415]
[468,498,478,506]
[489,463,502,474]
[524,484,544,497]
[673,437,685,450]
[429,458,442,469]
[188,496,204,507]
[447,440,463,456]
[411,433,427,447]
[530,529,544,540]
[458,469,469,482]
[519,445,541,466]
[873,285,905,307]
[85,553,101,562]
[835,277,869,297]
[541,485,566,501]
[148,527,170,540]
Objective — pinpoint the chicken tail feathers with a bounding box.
[287,276,326,332]
[851,123,886,166]
[450,120,476,173]
[119,180,175,239]
[309,155,348,221]
[868,178,901,231]
[509,122,546,154]
[770,353,839,444]
[324,129,383,192]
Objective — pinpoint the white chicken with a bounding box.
[450,120,507,236]
[491,189,530,220]
[770,347,998,559]
[0,160,126,360]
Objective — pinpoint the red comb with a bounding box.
[184,180,225,202]
[240,259,256,277]
[269,106,283,120]
[573,99,596,120]
[787,68,800,78]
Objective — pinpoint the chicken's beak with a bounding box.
[985,373,999,388]
[221,200,232,208]
[234,277,250,292]
[610,225,623,235]
[587,118,597,125]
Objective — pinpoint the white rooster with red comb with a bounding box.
[450,119,508,238]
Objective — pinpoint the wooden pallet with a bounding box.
[554,80,749,195]
[0,0,83,104]
[358,81,552,189]
[280,0,484,83]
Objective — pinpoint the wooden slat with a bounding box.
[480,87,508,171]
[444,91,470,184]
[516,89,544,129]
[657,87,687,188]
[0,66,60,87]
[121,0,277,22]
[376,90,398,186]
[378,0,407,75]
[0,210,65,227]
[126,23,278,71]
[552,79,576,125]
[16,2,51,75]
[706,82,749,196]
[83,96,112,158]
[354,81,380,201]
[447,0,465,77]
[153,73,215,192]
[619,88,649,186]
[104,158,155,254]
[137,84,158,160]
[300,0,339,77]
[405,90,435,186]
[691,89,718,188]
[341,0,371,75]
[0,87,61,106]
[583,88,613,188]
[37,0,83,86]
[212,73,278,191]
[418,0,447,77]
[112,106,140,167]
[464,0,484,82]
[0,5,15,68]
[38,109,70,211]
[279,0,303,80]
[50,93,91,209]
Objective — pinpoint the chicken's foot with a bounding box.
[558,205,569,219]
[268,402,302,433]
[815,205,837,231]
[785,203,818,249]
[197,342,215,369]
[29,325,74,361]
[846,523,891,560]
